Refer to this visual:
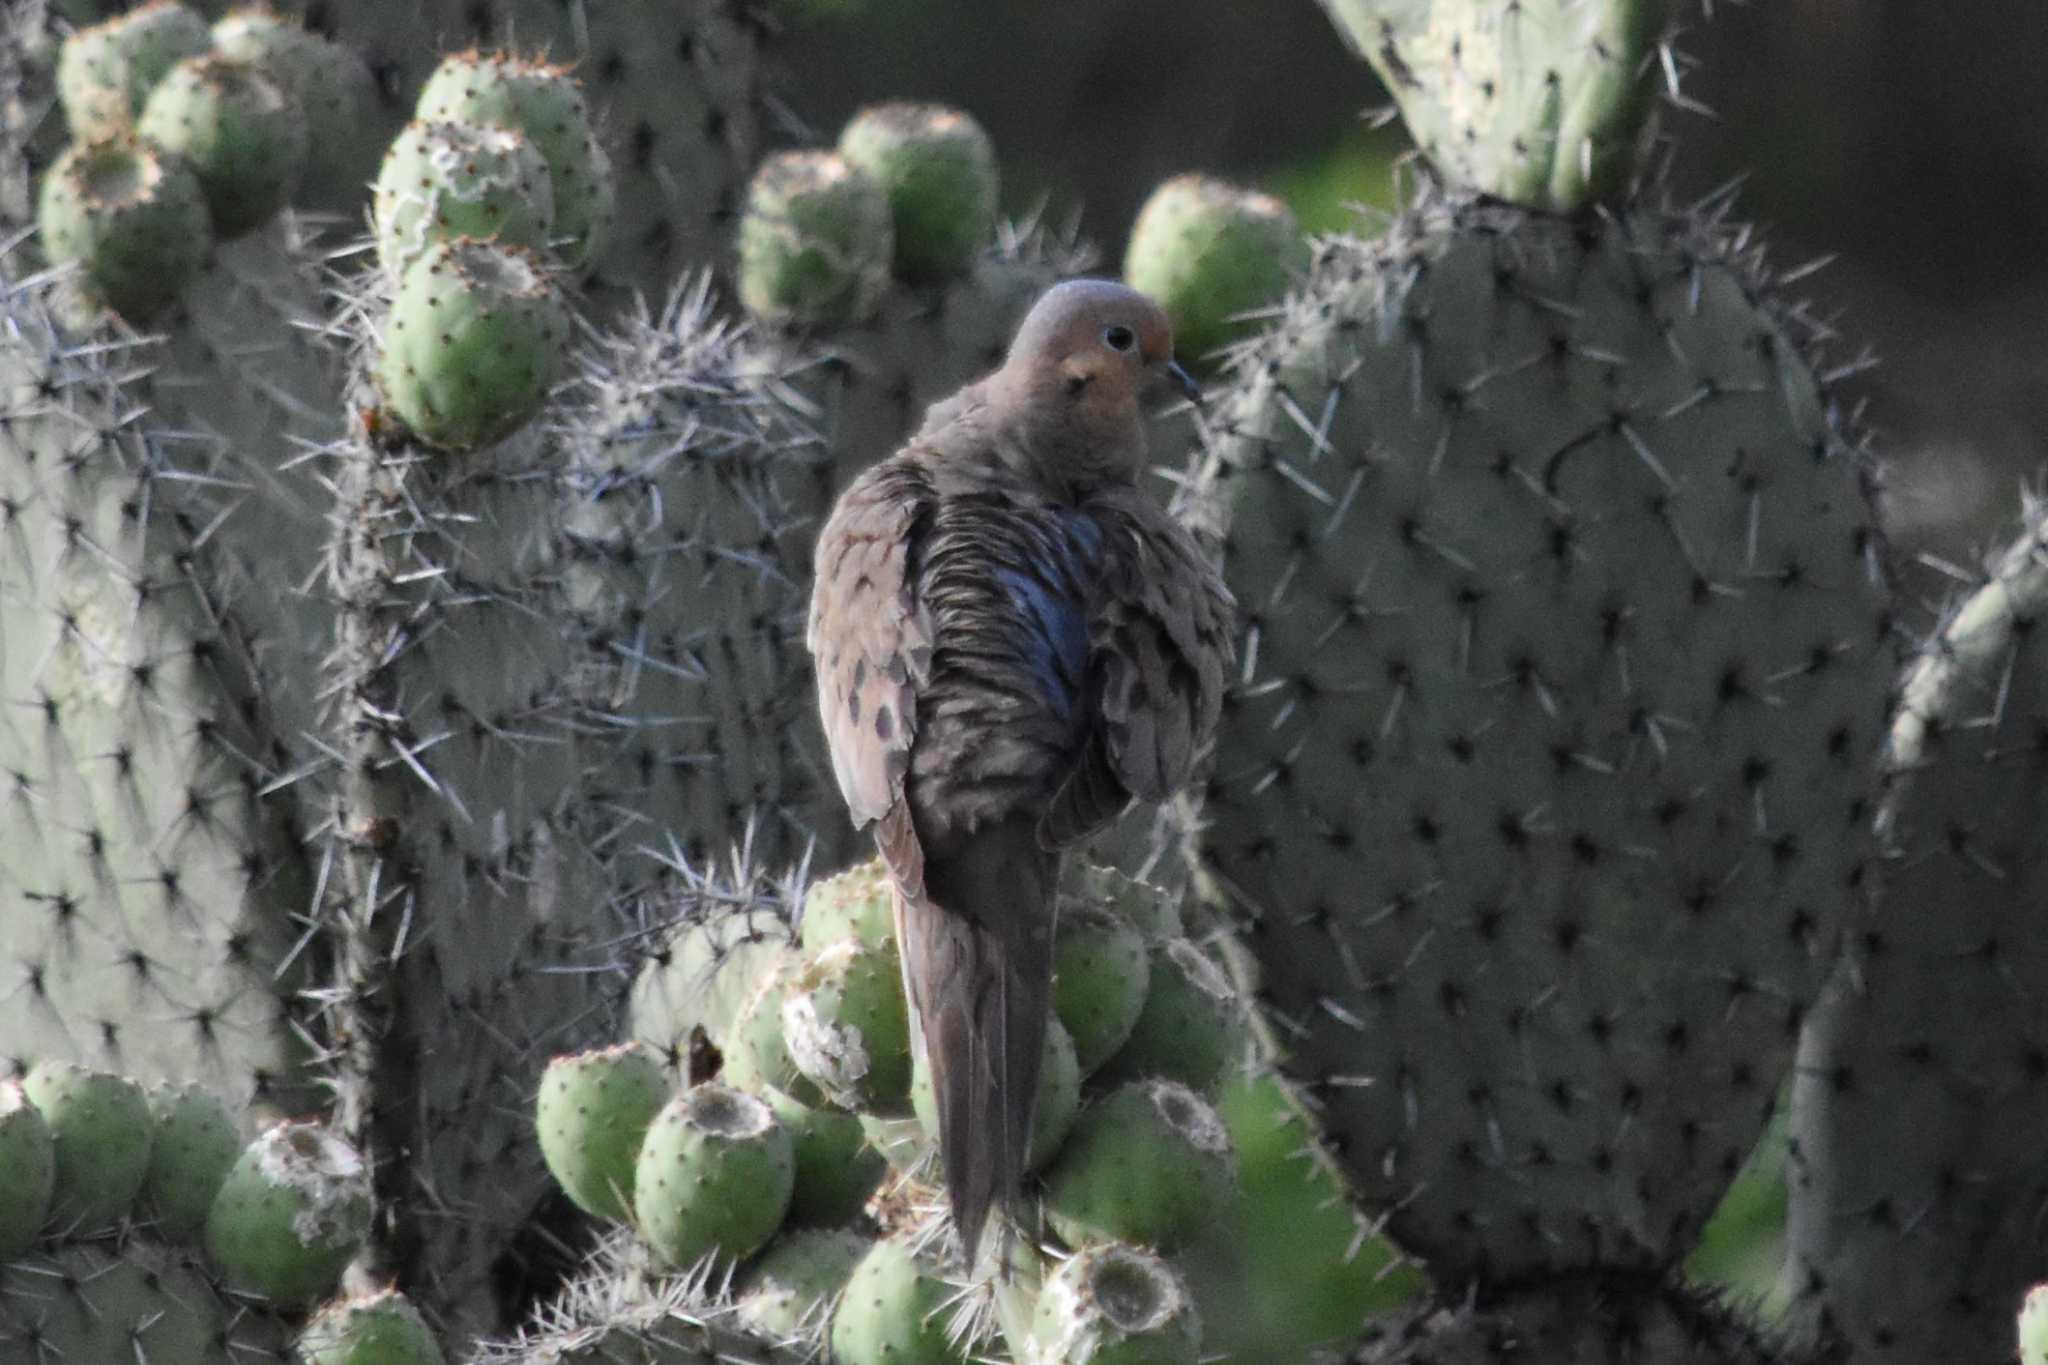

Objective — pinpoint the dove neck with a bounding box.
[967,368,1145,502]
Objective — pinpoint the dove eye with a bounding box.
[1102,324,1136,353]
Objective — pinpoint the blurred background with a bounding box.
[774,0,2048,602]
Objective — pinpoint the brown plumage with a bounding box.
[806,278,1233,1267]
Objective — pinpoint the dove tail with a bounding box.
[890,817,1056,1269]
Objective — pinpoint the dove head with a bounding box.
[989,279,1198,490]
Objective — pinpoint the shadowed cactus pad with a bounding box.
[211,8,377,196]
[36,132,211,318]
[0,1239,289,1363]
[738,150,895,330]
[1051,903,1152,1075]
[0,1084,55,1258]
[1191,190,1891,1280]
[1032,1244,1201,1365]
[1094,937,1242,1092]
[373,119,556,278]
[737,1225,874,1341]
[536,1043,671,1224]
[633,1082,794,1270]
[838,103,999,286]
[56,1,211,141]
[136,54,306,238]
[1123,174,1306,365]
[22,1061,152,1236]
[139,1082,241,1242]
[762,1083,887,1226]
[204,1121,371,1310]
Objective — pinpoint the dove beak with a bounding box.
[1165,360,1202,406]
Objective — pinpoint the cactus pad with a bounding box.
[136,54,306,238]
[204,1121,372,1310]
[373,119,557,279]
[55,2,210,141]
[536,1043,671,1224]
[36,132,210,318]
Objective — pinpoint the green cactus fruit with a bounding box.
[211,8,378,194]
[837,103,999,286]
[204,1121,372,1309]
[136,54,308,238]
[799,858,897,953]
[1317,0,1672,210]
[1042,1080,1235,1253]
[829,1236,970,1365]
[913,1013,1080,1174]
[762,1084,887,1226]
[2023,1286,2048,1365]
[782,937,914,1116]
[633,1082,795,1270]
[729,957,830,1108]
[736,1225,874,1341]
[0,1083,55,1259]
[413,51,615,270]
[298,1287,448,1365]
[21,1060,153,1235]
[139,1082,241,1243]
[1124,174,1306,366]
[56,1,211,140]
[373,119,557,279]
[737,150,894,330]
[376,237,570,452]
[1051,903,1152,1076]
[536,1043,672,1224]
[1095,938,1244,1092]
[1031,1244,1201,1365]
[35,132,211,319]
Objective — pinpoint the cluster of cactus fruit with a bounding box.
[12,0,2048,1362]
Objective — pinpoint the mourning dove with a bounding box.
[807,278,1235,1266]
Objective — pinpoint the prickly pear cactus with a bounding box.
[1782,501,2048,1363]
[1187,184,1893,1287]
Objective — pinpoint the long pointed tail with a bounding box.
[891,818,1056,1266]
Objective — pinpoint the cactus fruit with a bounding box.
[298,1288,449,1365]
[0,1240,289,1363]
[632,1082,795,1270]
[536,1043,672,1224]
[2022,1286,2048,1365]
[630,881,802,1067]
[1094,938,1243,1092]
[729,957,832,1108]
[210,8,377,196]
[829,1235,971,1365]
[738,150,895,331]
[35,131,210,318]
[1031,1244,1201,1365]
[139,1082,242,1242]
[136,54,307,238]
[375,237,570,451]
[1316,0,1673,211]
[413,52,614,271]
[0,1083,55,1259]
[912,1014,1081,1175]
[1782,503,2048,1362]
[373,119,557,279]
[736,1225,874,1341]
[837,103,999,286]
[799,857,897,952]
[21,1060,153,1235]
[1191,189,1891,1280]
[55,1,210,141]
[1123,174,1306,366]
[781,937,915,1116]
[1042,1079,1235,1253]
[763,1083,887,1227]
[1050,903,1152,1076]
[204,1121,372,1309]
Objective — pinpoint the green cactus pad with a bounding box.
[737,150,894,330]
[140,1082,242,1243]
[1095,938,1244,1092]
[737,1225,874,1342]
[781,937,914,1116]
[36,132,211,319]
[298,1287,449,1365]
[22,1060,153,1236]
[536,1043,672,1224]
[633,1082,795,1270]
[1051,903,1152,1076]
[56,1,211,141]
[414,51,615,270]
[136,54,308,238]
[1124,174,1306,366]
[373,119,558,278]
[728,957,831,1108]
[762,1083,887,1226]
[1032,1244,1201,1365]
[837,103,999,286]
[799,858,897,953]
[829,1236,970,1365]
[1043,1080,1235,1253]
[0,1083,55,1259]
[912,1013,1079,1174]
[211,8,377,195]
[376,237,570,451]
[204,1121,372,1309]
